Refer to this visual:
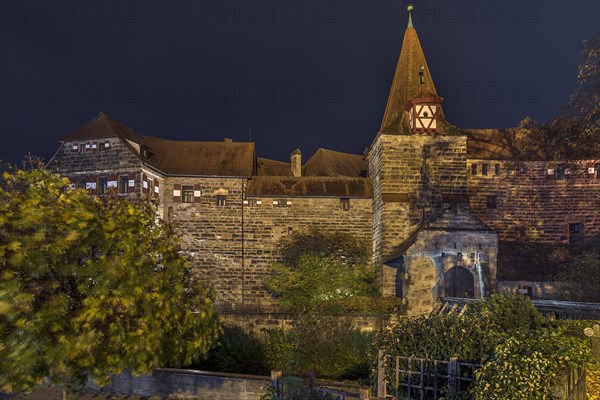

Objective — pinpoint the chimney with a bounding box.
[291,149,302,177]
[224,138,233,143]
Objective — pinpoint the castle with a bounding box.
[49,9,600,316]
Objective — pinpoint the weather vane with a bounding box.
[407,4,414,28]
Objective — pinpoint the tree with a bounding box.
[263,228,379,311]
[558,250,600,303]
[517,38,599,160]
[0,161,221,394]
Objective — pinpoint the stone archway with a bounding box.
[444,266,474,298]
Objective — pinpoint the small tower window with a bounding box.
[556,164,566,180]
[340,198,350,211]
[481,164,489,176]
[217,195,227,206]
[471,164,477,175]
[569,223,584,244]
[486,195,497,209]
[495,164,501,176]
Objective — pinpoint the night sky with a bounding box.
[1,0,598,165]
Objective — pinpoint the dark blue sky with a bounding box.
[1,0,598,164]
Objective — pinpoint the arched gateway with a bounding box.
[444,266,475,299]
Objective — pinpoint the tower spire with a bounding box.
[379,4,441,134]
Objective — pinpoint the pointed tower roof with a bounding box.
[380,6,459,135]
[61,112,143,143]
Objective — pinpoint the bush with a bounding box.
[310,296,404,315]
[375,295,592,399]
[263,228,380,312]
[264,314,373,381]
[558,250,600,302]
[473,326,590,399]
[192,326,268,375]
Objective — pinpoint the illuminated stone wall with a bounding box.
[468,159,600,243]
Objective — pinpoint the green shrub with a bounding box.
[310,296,404,315]
[474,294,545,334]
[193,326,268,375]
[375,295,591,399]
[473,326,590,399]
[264,314,373,381]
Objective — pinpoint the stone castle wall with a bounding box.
[468,160,600,243]
[368,134,469,265]
[162,176,373,308]
[52,138,143,197]
[50,136,599,311]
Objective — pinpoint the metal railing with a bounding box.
[377,352,479,400]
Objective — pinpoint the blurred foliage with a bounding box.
[263,228,380,312]
[192,326,269,375]
[264,314,373,382]
[0,161,221,393]
[376,295,592,399]
[558,250,600,303]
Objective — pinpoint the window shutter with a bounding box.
[142,174,148,194]
[193,184,202,203]
[173,183,181,202]
[154,179,160,198]
[128,173,136,193]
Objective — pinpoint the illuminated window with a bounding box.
[182,186,194,203]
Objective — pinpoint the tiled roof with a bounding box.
[426,204,495,232]
[63,113,256,177]
[246,176,372,198]
[256,157,293,176]
[61,112,142,143]
[379,23,462,135]
[384,205,495,262]
[303,148,367,177]
[141,136,255,177]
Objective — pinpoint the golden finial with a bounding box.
[407,4,414,28]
